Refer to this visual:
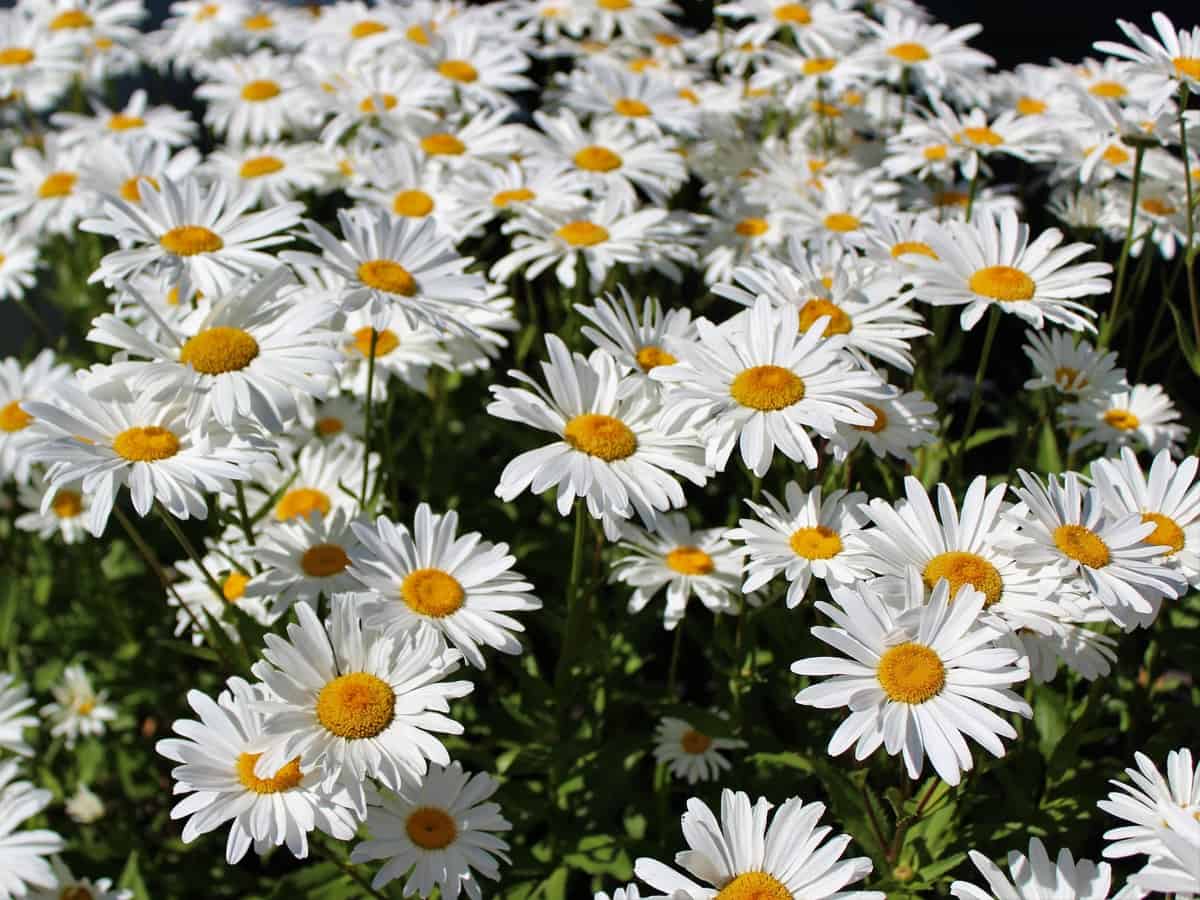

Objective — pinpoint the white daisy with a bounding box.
[951,838,1127,900]
[558,59,700,137]
[195,49,314,145]
[255,439,377,524]
[204,142,331,206]
[346,144,467,238]
[64,784,105,825]
[1022,329,1127,396]
[50,88,196,149]
[338,303,453,399]
[316,61,449,150]
[1127,807,1200,897]
[864,9,993,99]
[450,160,589,239]
[1061,384,1188,457]
[0,136,91,236]
[425,21,533,111]
[40,664,116,749]
[829,386,939,465]
[0,9,78,110]
[78,136,201,209]
[168,538,275,646]
[14,473,90,544]
[244,508,364,616]
[1095,12,1200,114]
[0,675,36,757]
[0,227,38,301]
[0,348,72,486]
[1098,747,1200,860]
[0,760,63,900]
[652,717,746,784]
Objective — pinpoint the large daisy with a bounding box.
[0,760,63,900]
[1098,746,1200,861]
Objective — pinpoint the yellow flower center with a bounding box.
[1142,512,1184,555]
[563,413,637,460]
[420,133,466,156]
[958,126,1004,147]
[392,189,435,217]
[803,57,837,75]
[406,24,431,44]
[714,872,794,900]
[680,728,712,753]
[179,326,260,375]
[112,426,180,461]
[1053,524,1111,568]
[350,20,388,39]
[107,113,144,131]
[316,416,344,436]
[922,551,1003,607]
[735,217,769,237]
[854,402,888,433]
[76,699,96,715]
[1172,57,1200,80]
[241,79,281,101]
[223,571,248,602]
[0,47,35,66]
[50,10,94,29]
[810,100,839,117]
[493,188,535,207]
[891,240,937,260]
[243,13,274,30]
[38,172,77,199]
[238,155,284,178]
[1141,197,1176,216]
[597,0,631,9]
[358,259,417,296]
[555,221,610,246]
[968,265,1035,302]
[636,345,676,372]
[358,93,397,114]
[438,59,478,83]
[119,175,159,203]
[0,400,31,432]
[406,806,458,849]
[934,190,968,208]
[1053,366,1087,391]
[679,87,700,104]
[236,752,303,793]
[1103,408,1140,431]
[160,225,223,256]
[797,298,852,336]
[789,525,842,560]
[613,97,651,117]
[1089,80,1127,98]
[888,42,930,63]
[772,3,810,24]
[823,212,860,233]
[877,642,946,704]
[193,3,218,21]
[300,543,350,578]
[655,32,680,45]
[350,326,400,358]
[574,145,623,172]
[315,672,395,739]
[51,490,83,518]
[1102,144,1131,166]
[276,487,332,521]
[665,546,715,576]
[1016,96,1047,115]
[401,568,465,617]
[730,365,805,411]
[923,144,948,161]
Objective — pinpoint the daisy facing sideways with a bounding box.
[652,717,746,785]
[1098,746,1200,861]
[951,837,1135,900]
[0,759,63,900]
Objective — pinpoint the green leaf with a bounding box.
[117,850,150,900]
[1036,419,1063,473]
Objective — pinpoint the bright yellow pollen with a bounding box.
[680,728,712,753]
[160,225,223,256]
[107,113,144,131]
[119,175,158,203]
[51,490,83,518]
[275,487,331,521]
[891,240,938,260]
[555,221,610,246]
[773,3,811,24]
[316,416,344,436]
[179,326,260,375]
[238,155,284,178]
[237,752,303,793]
[350,326,400,358]
[1142,512,1184,555]
[350,20,388,39]
[300,543,350,578]
[112,426,180,462]
[1104,408,1140,431]
[0,400,31,432]
[358,259,417,296]
[636,345,676,372]
[563,413,637,460]
[923,144,948,161]
[401,568,466,617]
[1173,57,1200,80]
[1089,80,1127,98]
[0,47,34,66]
[37,172,76,199]
[50,10,94,29]
[730,365,805,411]
[969,265,1035,302]
[392,189,435,217]
[1053,524,1111,568]
[358,93,397,114]
[1054,366,1087,391]
[1141,197,1176,216]
[678,87,699,104]
[735,217,769,237]
[665,546,715,576]
[241,79,281,101]
[714,871,794,900]
[803,57,837,75]
[406,807,458,850]
[877,643,946,704]
[789,525,842,560]
[438,59,478,83]
[421,133,466,156]
[223,571,248,602]
[493,188,535,207]
[854,402,888,433]
[76,699,96,715]
[406,24,431,44]
[888,42,930,63]
[823,212,860,233]
[574,145,623,172]
[959,126,1004,147]
[613,97,651,117]
[1016,96,1047,115]
[923,551,1003,606]
[1102,144,1131,166]
[315,673,395,739]
[597,0,631,8]
[798,298,852,336]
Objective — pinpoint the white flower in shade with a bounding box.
[1002,615,1117,684]
[196,49,314,144]
[1061,384,1188,457]
[349,505,541,670]
[255,439,378,524]
[829,386,939,465]
[576,288,698,396]
[0,227,38,301]
[82,176,303,298]
[1005,470,1186,630]
[611,513,745,630]
[29,857,131,899]
[251,599,473,806]
[634,788,882,900]
[0,760,63,900]
[338,304,453,399]
[1093,448,1200,588]
[64,783,105,825]
[864,9,992,97]
[1095,12,1200,114]
[0,675,35,756]
[204,142,331,206]
[651,296,885,477]
[792,575,1031,785]
[0,10,78,109]
[295,393,366,447]
[1022,329,1127,397]
[14,474,89,544]
[1128,807,1200,897]
[244,508,363,616]
[156,677,358,865]
[0,136,90,236]
[0,349,72,485]
[1099,747,1200,860]
[40,665,116,749]
[51,88,196,149]
[912,209,1111,332]
[350,762,512,899]
[487,335,710,539]
[168,538,275,646]
[652,717,746,784]
[951,838,1129,900]
[727,483,873,608]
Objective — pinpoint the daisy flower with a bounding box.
[250,599,473,803]
[411,110,534,172]
[451,160,589,239]
[829,386,939,465]
[0,136,91,236]
[951,838,1126,900]
[35,0,144,51]
[40,664,116,749]
[204,142,331,207]
[195,49,313,145]
[610,513,745,630]
[1022,329,1127,396]
[0,227,37,302]
[1127,808,1200,897]
[295,393,366,446]
[244,508,364,616]
[14,473,90,544]
[338,304,453,399]
[0,760,63,900]
[316,61,449,149]
[78,136,201,209]
[793,575,1031,785]
[156,677,359,865]
[913,208,1111,332]
[1098,747,1200,860]
[1095,12,1200,114]
[168,537,275,646]
[576,287,698,395]
[699,204,796,286]
[714,0,863,49]
[50,88,196,149]
[0,9,78,109]
[1061,384,1188,457]
[487,335,711,539]
[865,9,993,98]
[727,483,873,608]
[633,788,882,900]
[914,101,1064,180]
[0,675,35,757]
[256,439,377,524]
[558,60,700,137]
[787,174,895,250]
[650,296,885,477]
[0,348,72,486]
[349,763,512,899]
[425,21,533,111]
[574,0,676,43]
[652,717,746,784]
[346,144,465,237]
[29,858,131,899]
[1005,616,1117,684]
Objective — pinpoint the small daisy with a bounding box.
[1061,384,1188,457]
[0,227,38,301]
[346,144,467,238]
[156,677,359,865]
[14,474,90,544]
[652,717,746,784]
[0,348,72,486]
[204,142,331,206]
[296,393,366,446]
[0,760,63,900]
[829,386,939,465]
[0,9,78,109]
[338,304,453,399]
[451,160,589,239]
[256,439,377,524]
[558,60,700,137]
[1005,615,1117,684]
[574,0,676,43]
[576,287,698,395]
[0,674,36,757]
[611,513,745,630]
[425,21,533,111]
[1098,747,1200,861]
[634,788,882,900]
[316,61,449,149]
[0,136,91,236]
[168,539,275,646]
[51,88,197,149]
[714,0,863,49]
[244,508,364,616]
[40,664,116,749]
[195,49,313,145]
[349,763,512,899]
[864,9,993,98]
[951,838,1126,900]
[1022,329,1127,396]
[1095,12,1200,114]
[727,483,873,608]
[788,173,894,250]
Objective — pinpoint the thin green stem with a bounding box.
[887,777,941,862]
[1100,143,1146,347]
[964,165,981,222]
[156,504,223,602]
[861,781,890,858]
[361,327,379,507]
[234,482,256,548]
[554,500,589,699]
[312,836,390,900]
[1179,84,1200,348]
[666,624,684,698]
[952,305,1000,479]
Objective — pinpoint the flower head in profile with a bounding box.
[951,837,1127,900]
[1095,12,1200,114]
[652,717,746,784]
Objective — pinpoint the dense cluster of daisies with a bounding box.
[0,0,1199,896]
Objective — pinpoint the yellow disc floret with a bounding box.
[1141,512,1184,555]
[730,365,805,411]
[854,403,888,434]
[680,728,712,754]
[239,155,285,178]
[789,525,842,560]
[714,871,794,900]
[358,259,417,296]
[350,326,400,358]
[890,241,937,260]
[401,568,466,617]
[797,298,852,336]
[922,551,1003,606]
[492,188,536,207]
[160,225,224,256]
[392,189,435,217]
[406,806,458,849]
[112,426,180,461]
[1103,408,1140,431]
[1053,524,1111,569]
[37,172,77,198]
[301,543,351,578]
[438,59,478,83]
[735,217,769,237]
[823,213,860,233]
[223,571,248,602]
[877,642,946,704]
[276,487,332,521]
[0,47,35,67]
[563,413,638,460]
[555,221,610,246]
[51,490,83,518]
[636,345,676,372]
[420,133,466,156]
[179,326,260,375]
[968,265,1035,302]
[613,97,651,117]
[0,400,31,432]
[888,42,930,63]
[773,3,811,24]
[665,546,715,576]
[315,672,395,739]
[573,145,623,172]
[50,10,94,29]
[236,752,303,794]
[241,79,281,101]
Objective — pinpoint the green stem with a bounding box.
[234,482,256,548]
[312,836,391,900]
[13,299,56,349]
[156,504,223,602]
[1179,85,1200,349]
[361,327,379,507]
[1100,143,1146,347]
[964,166,981,222]
[887,777,941,862]
[666,624,684,698]
[952,305,1000,479]
[554,501,589,700]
